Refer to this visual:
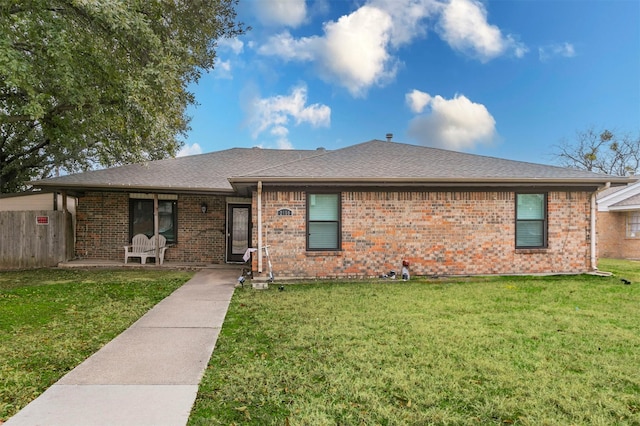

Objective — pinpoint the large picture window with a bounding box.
[626,211,640,238]
[516,193,547,248]
[129,199,177,243]
[307,193,340,250]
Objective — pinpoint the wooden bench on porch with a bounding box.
[124,234,167,265]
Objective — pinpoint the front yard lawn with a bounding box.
[190,259,640,425]
[0,268,193,421]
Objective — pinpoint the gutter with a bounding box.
[31,182,236,196]
[228,175,633,185]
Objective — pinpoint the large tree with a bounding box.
[0,0,246,193]
[554,127,640,177]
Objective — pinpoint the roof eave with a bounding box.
[608,204,640,212]
[32,181,236,195]
[597,180,640,205]
[229,176,631,186]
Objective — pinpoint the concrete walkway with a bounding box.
[5,268,241,426]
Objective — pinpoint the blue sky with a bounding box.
[180,0,640,166]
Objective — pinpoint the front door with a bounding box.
[227,204,251,262]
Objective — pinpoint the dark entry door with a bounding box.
[227,204,251,262]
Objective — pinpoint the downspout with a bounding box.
[257,181,263,273]
[591,182,611,271]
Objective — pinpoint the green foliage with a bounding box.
[0,0,246,193]
[190,264,640,425]
[0,268,193,420]
[554,126,640,176]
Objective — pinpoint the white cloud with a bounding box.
[257,0,525,97]
[248,85,331,148]
[214,60,233,79]
[407,92,497,150]
[253,0,307,28]
[258,31,319,62]
[406,89,432,113]
[539,42,576,62]
[258,2,442,96]
[276,137,294,150]
[218,37,244,55]
[213,38,243,79]
[437,0,527,62]
[370,0,439,47]
[177,143,203,157]
[317,6,396,96]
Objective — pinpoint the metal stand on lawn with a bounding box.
[237,245,274,287]
[263,245,274,283]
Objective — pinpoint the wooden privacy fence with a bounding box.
[0,210,74,269]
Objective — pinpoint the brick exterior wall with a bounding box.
[75,189,596,274]
[251,190,594,279]
[597,211,640,259]
[75,192,227,263]
[176,195,226,264]
[76,192,129,260]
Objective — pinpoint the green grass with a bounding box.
[190,259,640,425]
[0,268,193,421]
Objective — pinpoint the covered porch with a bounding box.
[57,258,246,271]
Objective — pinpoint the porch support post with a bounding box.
[257,181,263,273]
[61,190,70,261]
[61,190,68,213]
[154,194,159,263]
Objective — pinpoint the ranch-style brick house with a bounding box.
[597,180,640,259]
[32,139,632,279]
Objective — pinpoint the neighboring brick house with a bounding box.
[32,140,632,278]
[597,181,640,259]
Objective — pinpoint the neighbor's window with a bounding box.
[626,212,640,238]
[129,199,177,243]
[307,193,340,250]
[516,193,547,248]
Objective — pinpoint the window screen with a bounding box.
[130,199,177,243]
[627,212,640,238]
[307,193,340,250]
[516,193,547,248]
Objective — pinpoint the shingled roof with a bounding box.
[33,140,631,193]
[597,180,640,211]
[32,147,323,193]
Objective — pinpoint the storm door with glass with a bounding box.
[227,204,251,262]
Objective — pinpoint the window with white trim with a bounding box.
[516,193,547,248]
[626,211,640,238]
[129,199,177,243]
[307,193,340,250]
